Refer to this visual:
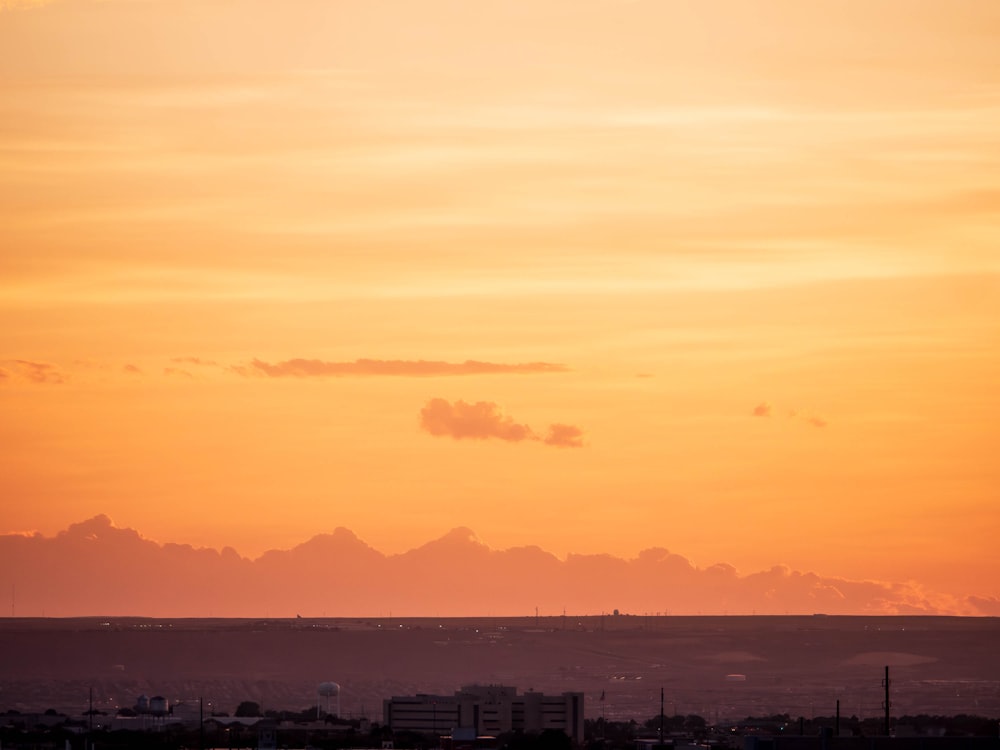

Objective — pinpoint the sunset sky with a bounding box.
[1,0,998,614]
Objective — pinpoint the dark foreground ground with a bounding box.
[1,615,997,723]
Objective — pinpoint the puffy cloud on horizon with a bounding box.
[967,595,1000,616]
[420,398,584,448]
[246,358,568,378]
[0,516,987,616]
[752,402,772,417]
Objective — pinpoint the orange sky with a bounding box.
[1,0,998,612]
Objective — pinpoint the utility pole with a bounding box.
[659,688,664,747]
[882,666,891,736]
[835,699,840,737]
[601,691,606,737]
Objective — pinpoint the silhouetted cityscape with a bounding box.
[2,616,998,748]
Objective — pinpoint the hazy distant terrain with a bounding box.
[2,616,998,723]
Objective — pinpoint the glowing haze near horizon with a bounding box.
[1,0,998,614]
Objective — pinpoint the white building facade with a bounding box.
[384,685,584,744]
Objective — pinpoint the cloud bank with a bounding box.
[419,398,584,448]
[0,516,990,617]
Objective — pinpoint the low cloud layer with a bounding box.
[420,398,584,448]
[0,516,991,617]
[246,358,567,378]
[967,595,1000,616]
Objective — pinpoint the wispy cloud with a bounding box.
[420,398,583,448]
[246,358,567,378]
[0,360,65,384]
[751,401,828,427]
[123,364,142,375]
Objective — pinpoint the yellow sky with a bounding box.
[1,0,998,609]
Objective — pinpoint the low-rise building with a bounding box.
[384,685,584,744]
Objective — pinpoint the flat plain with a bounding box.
[1,616,997,723]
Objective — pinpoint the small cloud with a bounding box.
[419,399,584,448]
[123,364,142,375]
[0,368,8,380]
[635,373,654,379]
[247,358,567,378]
[543,423,584,448]
[804,416,828,428]
[163,367,194,379]
[752,402,772,417]
[420,398,536,442]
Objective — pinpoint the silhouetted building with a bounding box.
[384,685,583,743]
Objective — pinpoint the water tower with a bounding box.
[317,681,341,718]
[149,695,169,717]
